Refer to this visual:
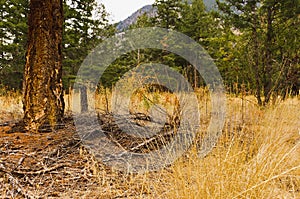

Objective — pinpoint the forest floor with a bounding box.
[0,112,182,198]
[1,113,175,198]
[0,118,110,198]
[0,91,299,198]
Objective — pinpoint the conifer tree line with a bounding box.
[0,0,299,105]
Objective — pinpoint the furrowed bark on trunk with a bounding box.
[23,0,64,131]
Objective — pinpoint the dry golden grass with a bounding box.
[0,88,299,198]
[159,97,300,199]
[81,89,299,198]
[0,89,23,122]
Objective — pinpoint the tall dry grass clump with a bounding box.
[152,96,300,199]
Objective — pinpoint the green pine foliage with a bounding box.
[63,0,114,89]
[1,0,299,104]
[0,0,28,89]
[217,0,300,104]
[153,0,184,29]
[0,0,113,90]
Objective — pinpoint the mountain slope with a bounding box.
[116,5,157,31]
[116,0,218,31]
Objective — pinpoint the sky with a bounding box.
[99,0,155,23]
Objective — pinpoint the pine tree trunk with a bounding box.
[251,4,262,106]
[23,0,64,131]
[263,5,274,105]
[80,84,88,113]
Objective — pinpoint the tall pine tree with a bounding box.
[217,0,300,104]
[0,0,29,89]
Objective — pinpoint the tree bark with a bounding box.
[80,84,88,113]
[250,2,262,106]
[263,5,275,105]
[23,0,64,131]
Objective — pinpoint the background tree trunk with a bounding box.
[23,0,64,131]
[80,84,88,113]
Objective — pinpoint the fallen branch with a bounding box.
[11,163,71,175]
[129,130,175,152]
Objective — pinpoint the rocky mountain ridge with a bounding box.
[116,0,218,31]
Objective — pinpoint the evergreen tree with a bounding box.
[179,0,226,87]
[153,0,184,29]
[217,0,300,104]
[63,0,114,89]
[0,0,28,89]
